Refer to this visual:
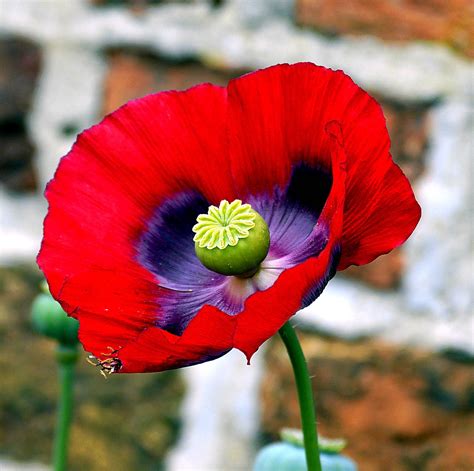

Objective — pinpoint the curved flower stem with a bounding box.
[53,345,79,471]
[279,322,322,471]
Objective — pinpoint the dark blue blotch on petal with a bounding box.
[251,164,332,266]
[137,191,214,288]
[137,192,229,334]
[301,246,341,309]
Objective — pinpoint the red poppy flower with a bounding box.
[38,63,421,374]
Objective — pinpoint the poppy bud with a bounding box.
[193,199,270,277]
[31,283,79,346]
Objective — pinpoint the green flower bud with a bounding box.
[31,285,79,346]
[193,199,270,277]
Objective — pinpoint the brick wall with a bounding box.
[261,333,474,471]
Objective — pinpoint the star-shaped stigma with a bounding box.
[192,199,257,250]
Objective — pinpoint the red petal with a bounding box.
[38,84,234,358]
[117,306,237,373]
[226,63,420,268]
[233,121,347,360]
[227,63,367,193]
[338,163,421,269]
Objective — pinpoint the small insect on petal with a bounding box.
[87,348,122,377]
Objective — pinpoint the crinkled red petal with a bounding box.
[38,84,234,359]
[226,62,420,268]
[338,161,421,269]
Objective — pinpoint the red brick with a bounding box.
[296,0,474,58]
[102,50,236,115]
[343,248,405,290]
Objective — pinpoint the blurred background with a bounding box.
[0,0,472,470]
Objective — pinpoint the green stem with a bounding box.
[53,345,79,471]
[279,322,322,471]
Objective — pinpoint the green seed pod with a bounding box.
[253,443,357,471]
[193,199,270,277]
[31,288,79,346]
[254,429,357,471]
